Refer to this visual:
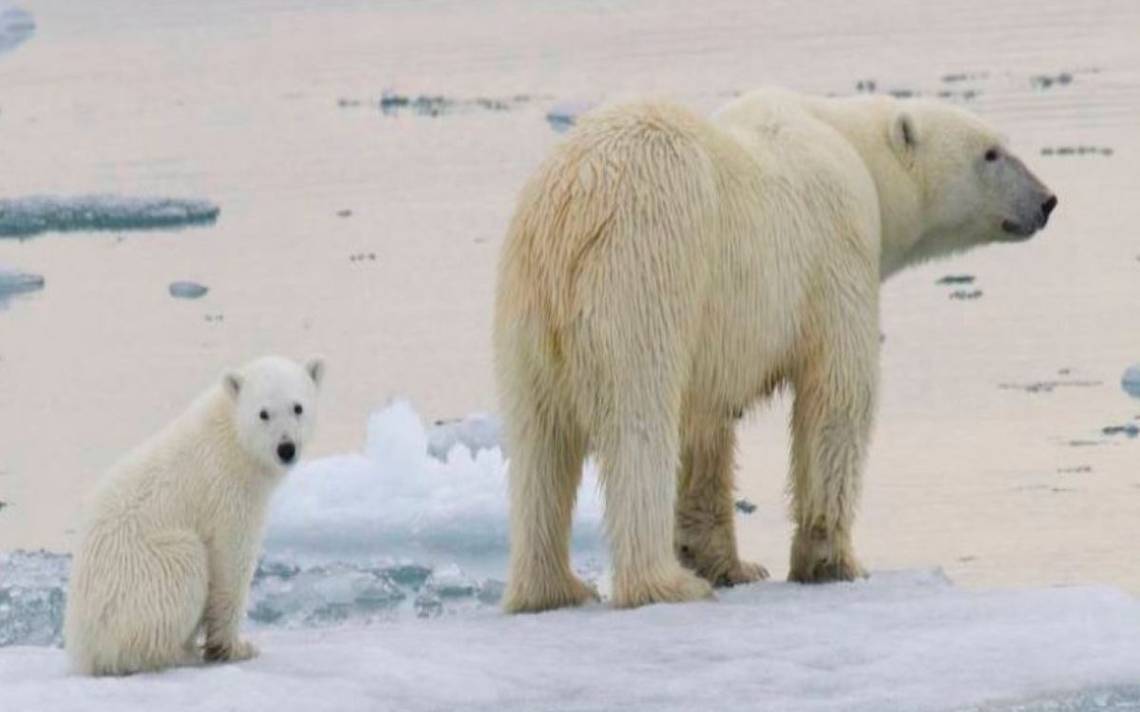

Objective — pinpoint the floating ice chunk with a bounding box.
[1102,423,1139,438]
[248,559,407,627]
[0,550,508,646]
[949,288,984,300]
[0,5,34,56]
[426,413,501,460]
[374,91,530,117]
[168,281,208,299]
[546,100,595,132]
[1122,365,1140,399]
[413,563,493,618]
[265,400,604,561]
[0,268,44,306]
[937,274,976,285]
[0,195,220,239]
[0,550,68,647]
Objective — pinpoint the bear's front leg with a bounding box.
[203,534,260,663]
[787,305,877,584]
[675,411,768,586]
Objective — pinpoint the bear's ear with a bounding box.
[305,357,325,387]
[223,371,243,399]
[889,110,918,154]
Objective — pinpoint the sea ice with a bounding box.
[0,268,44,307]
[2,570,1139,712]
[546,100,595,132]
[168,281,209,299]
[0,4,33,56]
[264,400,605,564]
[1122,364,1140,399]
[0,196,220,239]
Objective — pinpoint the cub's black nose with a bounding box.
[277,441,296,464]
[1041,195,1058,221]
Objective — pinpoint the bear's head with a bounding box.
[223,355,324,472]
[887,100,1057,266]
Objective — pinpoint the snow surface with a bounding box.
[0,195,219,238]
[2,571,1139,712]
[264,400,604,565]
[4,401,1140,710]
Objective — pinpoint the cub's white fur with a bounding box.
[64,355,324,675]
[495,88,1056,611]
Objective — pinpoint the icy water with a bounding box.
[0,0,1139,604]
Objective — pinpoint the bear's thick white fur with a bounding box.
[495,88,1055,611]
[64,355,324,675]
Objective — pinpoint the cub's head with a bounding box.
[223,355,324,472]
[888,100,1057,263]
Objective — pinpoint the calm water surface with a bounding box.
[0,0,1137,592]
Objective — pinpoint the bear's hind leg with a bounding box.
[675,410,768,587]
[598,403,713,609]
[502,402,597,614]
[76,529,208,675]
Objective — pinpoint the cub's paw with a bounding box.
[502,573,599,614]
[613,565,715,609]
[204,638,259,663]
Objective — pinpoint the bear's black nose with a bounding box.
[1041,195,1058,222]
[277,441,296,464]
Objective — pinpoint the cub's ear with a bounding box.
[223,371,243,399]
[305,357,325,387]
[889,110,918,155]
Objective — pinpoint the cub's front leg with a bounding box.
[203,529,261,663]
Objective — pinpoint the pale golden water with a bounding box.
[0,0,1137,591]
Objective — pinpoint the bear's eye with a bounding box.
[984,148,1000,162]
[259,409,269,421]
[293,403,303,416]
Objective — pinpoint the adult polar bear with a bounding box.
[495,88,1057,611]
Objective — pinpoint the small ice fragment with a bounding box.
[0,550,70,647]
[0,195,220,239]
[1102,423,1139,438]
[0,268,44,296]
[1122,365,1140,399]
[426,413,502,460]
[0,5,34,56]
[949,289,983,300]
[546,100,595,133]
[422,564,479,599]
[937,274,975,285]
[168,281,208,299]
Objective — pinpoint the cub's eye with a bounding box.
[293,403,303,416]
[984,148,1000,162]
[259,409,269,421]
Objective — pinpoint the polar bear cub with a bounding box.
[64,355,324,676]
